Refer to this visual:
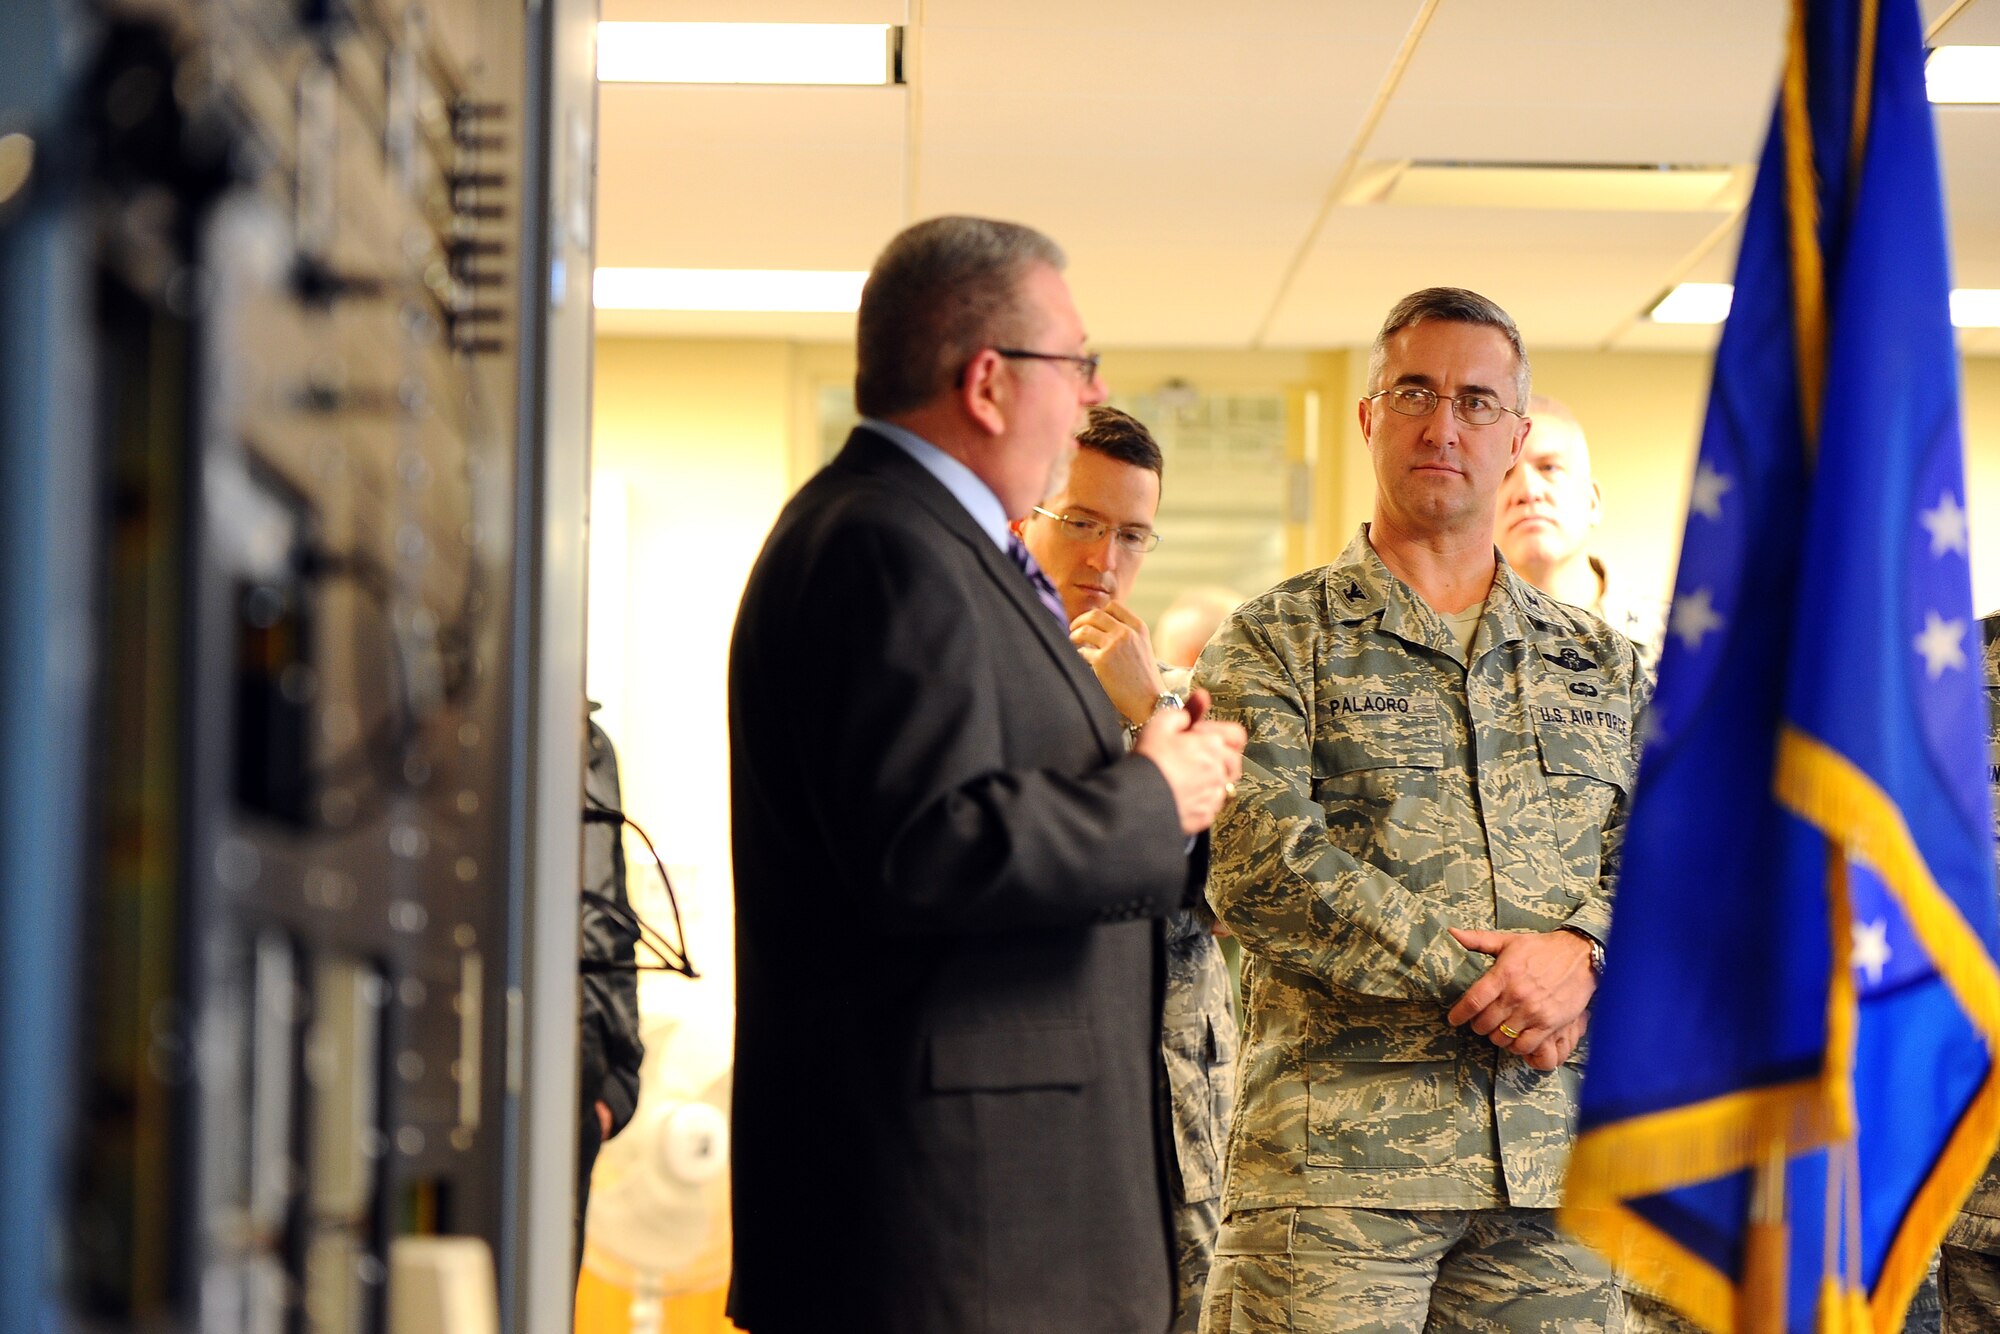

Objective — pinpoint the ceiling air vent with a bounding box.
[1340,161,1751,212]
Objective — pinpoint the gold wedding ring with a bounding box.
[1223,781,1238,799]
[1498,1024,1521,1040]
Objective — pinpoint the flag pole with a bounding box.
[1741,1136,1790,1333]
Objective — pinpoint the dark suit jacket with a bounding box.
[727,428,1200,1334]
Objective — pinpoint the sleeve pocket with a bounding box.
[928,1022,1096,1092]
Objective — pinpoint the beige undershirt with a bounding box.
[1440,604,1483,659]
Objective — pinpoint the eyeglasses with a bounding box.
[1031,506,1161,553]
[995,347,1102,383]
[1365,386,1524,427]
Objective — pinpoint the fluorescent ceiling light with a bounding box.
[1644,284,2000,329]
[1925,46,2000,103]
[597,22,898,85]
[1346,161,1749,212]
[1650,283,1735,324]
[593,268,868,313]
[1952,289,2000,328]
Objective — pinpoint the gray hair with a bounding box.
[1365,287,1531,409]
[854,216,1067,418]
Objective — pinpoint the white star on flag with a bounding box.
[1919,491,1969,558]
[1688,461,1735,521]
[1670,587,1725,651]
[1913,610,1968,679]
[1851,918,1892,987]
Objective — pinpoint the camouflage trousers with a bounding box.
[1624,1256,1940,1334]
[1622,1288,1704,1334]
[1173,1194,1222,1334]
[1942,1245,2000,1333]
[1198,1205,1624,1334]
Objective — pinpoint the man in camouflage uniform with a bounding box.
[1942,613,2000,1332]
[1196,288,1646,1333]
[1018,404,1239,1332]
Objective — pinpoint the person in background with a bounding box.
[1155,584,1253,1025]
[1940,614,2000,1333]
[577,711,644,1283]
[1157,587,1245,673]
[727,215,1245,1334]
[1494,395,1660,667]
[1018,404,1238,1332]
[1197,287,1643,1334]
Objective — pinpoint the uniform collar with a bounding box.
[1324,524,1545,661]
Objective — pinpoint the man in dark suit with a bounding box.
[727,215,1246,1334]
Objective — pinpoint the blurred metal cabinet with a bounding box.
[0,0,598,1327]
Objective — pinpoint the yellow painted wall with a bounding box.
[579,336,808,1333]
[588,337,800,1007]
[1964,358,2000,617]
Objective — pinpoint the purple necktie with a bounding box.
[1005,533,1070,629]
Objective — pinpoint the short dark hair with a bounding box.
[854,216,1066,419]
[1076,405,1162,477]
[1367,287,1530,408]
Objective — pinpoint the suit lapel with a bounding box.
[836,429,1125,758]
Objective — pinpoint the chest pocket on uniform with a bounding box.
[1312,692,1446,880]
[1530,703,1631,898]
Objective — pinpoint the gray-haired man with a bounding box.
[729,216,1244,1334]
[1197,288,1645,1333]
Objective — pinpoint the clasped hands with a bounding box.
[1445,927,1596,1072]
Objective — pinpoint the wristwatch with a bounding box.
[1123,691,1184,742]
[1564,928,1607,977]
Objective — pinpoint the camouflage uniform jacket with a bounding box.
[1195,527,1647,1213]
[1153,668,1240,1215]
[1946,613,2000,1252]
[1162,905,1238,1205]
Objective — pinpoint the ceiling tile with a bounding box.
[1929,0,2000,42]
[919,1,1425,41]
[587,0,2000,353]
[1370,4,1783,165]
[1264,207,1733,347]
[595,83,906,268]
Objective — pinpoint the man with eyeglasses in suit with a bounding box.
[1018,404,1240,1333]
[728,216,1246,1334]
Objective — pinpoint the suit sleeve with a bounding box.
[1197,608,1487,1007]
[770,516,1190,935]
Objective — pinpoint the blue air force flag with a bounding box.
[1560,2,2000,1331]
